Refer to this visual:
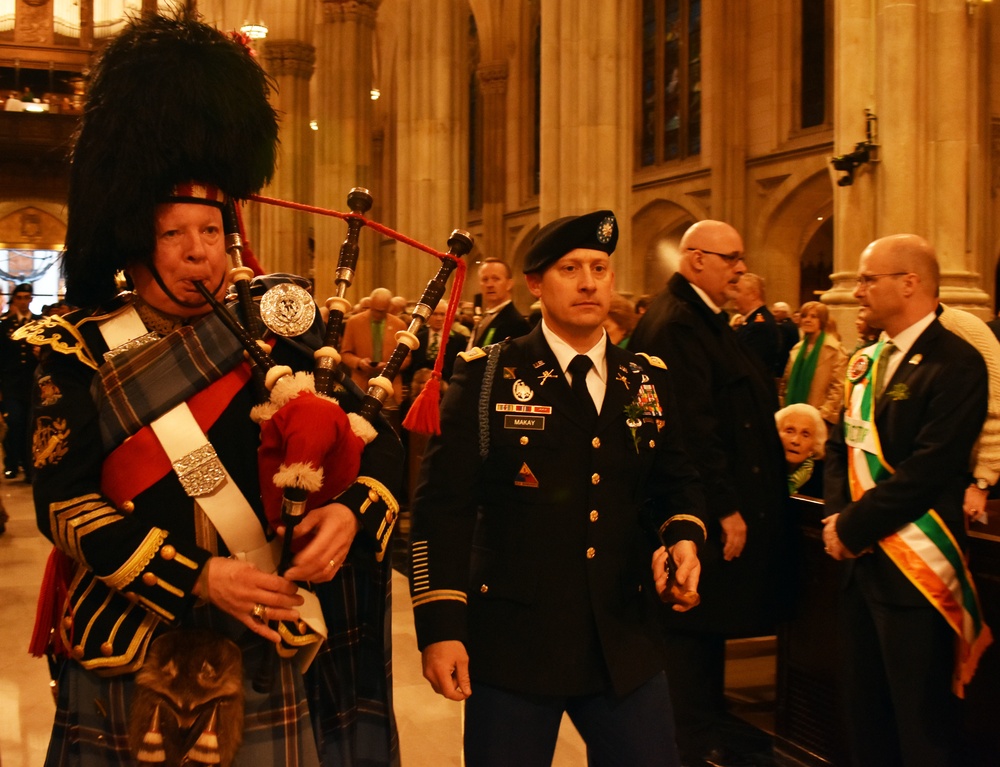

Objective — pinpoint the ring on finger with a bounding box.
[251,602,267,622]
[328,558,336,570]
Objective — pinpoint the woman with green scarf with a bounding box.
[779,301,848,426]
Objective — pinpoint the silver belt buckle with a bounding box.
[172,443,226,497]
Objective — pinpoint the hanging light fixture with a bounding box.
[240,0,268,40]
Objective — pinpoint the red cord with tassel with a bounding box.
[402,261,467,435]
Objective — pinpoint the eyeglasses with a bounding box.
[854,272,908,288]
[687,247,745,265]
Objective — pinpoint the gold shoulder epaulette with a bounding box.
[634,352,667,370]
[458,346,487,362]
[14,315,100,370]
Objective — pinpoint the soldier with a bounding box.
[0,282,40,480]
[410,210,706,766]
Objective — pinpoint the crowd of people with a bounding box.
[5,11,999,767]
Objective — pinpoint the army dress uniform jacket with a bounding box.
[410,324,705,699]
[0,309,40,401]
[20,288,402,675]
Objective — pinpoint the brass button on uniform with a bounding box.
[160,545,177,561]
[586,547,596,559]
[100,642,114,657]
[591,437,601,448]
[62,616,73,630]
[591,473,600,485]
[121,500,135,513]
[72,645,85,660]
[520,436,529,445]
[480,584,489,594]
[648,440,656,449]
[368,489,380,503]
[589,510,599,522]
[142,572,158,587]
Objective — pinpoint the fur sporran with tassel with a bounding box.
[128,630,244,766]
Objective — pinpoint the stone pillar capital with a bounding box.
[321,0,379,25]
[261,40,317,79]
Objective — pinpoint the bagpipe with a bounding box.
[199,189,472,690]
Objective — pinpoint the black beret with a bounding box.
[522,210,618,274]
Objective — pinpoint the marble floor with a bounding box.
[0,478,773,767]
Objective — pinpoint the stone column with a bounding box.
[478,61,508,262]
[313,0,379,300]
[258,37,316,277]
[15,0,53,45]
[394,0,468,301]
[928,1,989,311]
[538,0,631,274]
[823,0,878,336]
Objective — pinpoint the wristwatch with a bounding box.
[973,478,990,491]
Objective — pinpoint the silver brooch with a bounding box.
[260,283,316,337]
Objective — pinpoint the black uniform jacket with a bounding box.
[410,325,705,699]
[472,301,530,347]
[20,287,402,674]
[406,325,466,382]
[737,305,783,377]
[0,310,40,400]
[825,320,987,606]
[630,273,789,636]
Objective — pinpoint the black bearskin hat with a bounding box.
[63,13,279,305]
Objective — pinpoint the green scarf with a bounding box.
[787,456,815,495]
[785,332,825,404]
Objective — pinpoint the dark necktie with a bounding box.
[568,354,597,423]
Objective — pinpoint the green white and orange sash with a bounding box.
[844,342,992,697]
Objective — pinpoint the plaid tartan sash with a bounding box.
[95,310,245,451]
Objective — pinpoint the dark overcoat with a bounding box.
[630,273,789,636]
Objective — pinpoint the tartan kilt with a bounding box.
[44,622,319,767]
[307,556,399,767]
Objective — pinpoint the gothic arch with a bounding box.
[631,198,701,294]
[754,168,833,309]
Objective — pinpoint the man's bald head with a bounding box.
[854,234,940,337]
[677,220,746,307]
[369,287,392,318]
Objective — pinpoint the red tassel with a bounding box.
[29,547,73,658]
[402,375,442,435]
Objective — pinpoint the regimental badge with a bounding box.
[532,360,545,369]
[37,375,62,407]
[503,367,517,380]
[32,416,70,468]
[514,462,540,488]
[909,354,922,366]
[512,379,534,402]
[259,283,316,337]
[848,354,871,383]
[596,215,615,244]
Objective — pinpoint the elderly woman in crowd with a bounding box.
[779,301,847,426]
[775,402,827,497]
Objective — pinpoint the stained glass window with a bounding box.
[639,0,701,167]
